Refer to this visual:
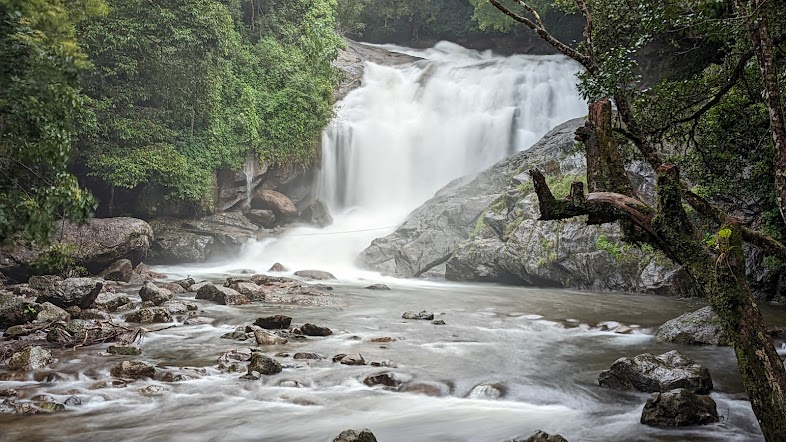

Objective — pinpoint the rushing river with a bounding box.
[2,43,784,441]
[0,277,782,441]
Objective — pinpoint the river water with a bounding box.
[1,43,783,441]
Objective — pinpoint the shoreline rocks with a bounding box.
[655,306,729,346]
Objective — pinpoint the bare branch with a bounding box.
[575,0,595,63]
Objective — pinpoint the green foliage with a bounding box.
[76,0,342,208]
[0,0,101,245]
[31,243,87,277]
[595,235,622,259]
[545,174,586,199]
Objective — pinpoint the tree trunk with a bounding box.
[744,0,786,227]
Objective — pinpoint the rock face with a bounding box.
[655,307,729,346]
[36,277,103,309]
[334,38,421,101]
[598,350,713,394]
[147,213,259,264]
[640,388,719,427]
[358,119,692,296]
[299,200,333,227]
[332,429,378,442]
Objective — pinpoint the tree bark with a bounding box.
[744,0,786,227]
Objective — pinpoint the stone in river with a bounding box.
[402,310,434,320]
[333,429,378,442]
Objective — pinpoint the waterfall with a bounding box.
[231,42,586,277]
[243,153,255,204]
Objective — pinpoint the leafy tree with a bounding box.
[478,0,786,437]
[0,0,105,245]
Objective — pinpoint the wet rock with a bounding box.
[655,306,728,346]
[365,284,390,290]
[278,380,305,388]
[134,263,167,279]
[12,284,39,298]
[508,431,570,442]
[311,283,334,291]
[36,277,103,309]
[247,209,277,228]
[333,429,378,442]
[139,282,175,306]
[125,307,172,323]
[332,354,366,365]
[108,345,142,356]
[228,281,265,300]
[468,384,503,400]
[363,373,401,388]
[173,277,196,290]
[268,262,287,272]
[64,395,81,406]
[187,281,211,293]
[251,189,298,221]
[184,316,214,326]
[7,346,54,370]
[294,323,332,336]
[78,309,111,321]
[93,292,132,312]
[294,270,336,280]
[254,315,292,329]
[432,319,446,325]
[615,325,634,334]
[0,389,17,398]
[299,199,333,227]
[159,282,186,294]
[28,275,62,291]
[402,310,434,320]
[110,360,156,379]
[641,388,719,427]
[35,401,65,413]
[34,302,70,323]
[3,324,37,338]
[91,379,128,389]
[31,394,56,403]
[147,215,256,265]
[369,337,396,343]
[293,352,324,360]
[195,283,250,305]
[402,383,445,397]
[221,331,249,341]
[160,300,196,315]
[254,330,288,345]
[138,385,166,396]
[98,258,133,283]
[247,353,282,375]
[218,349,252,373]
[598,350,713,394]
[0,293,39,328]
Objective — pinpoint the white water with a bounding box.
[187,42,585,279]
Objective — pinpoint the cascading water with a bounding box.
[216,42,585,277]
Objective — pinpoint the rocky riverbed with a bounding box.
[1,265,784,441]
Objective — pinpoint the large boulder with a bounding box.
[640,388,719,427]
[214,152,269,212]
[55,218,152,273]
[138,282,175,306]
[294,270,336,281]
[98,259,133,283]
[0,293,39,328]
[598,350,713,394]
[125,307,172,323]
[251,190,298,221]
[247,210,276,229]
[110,361,156,379]
[35,277,103,309]
[195,283,250,305]
[655,307,728,346]
[247,353,282,376]
[358,119,693,296]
